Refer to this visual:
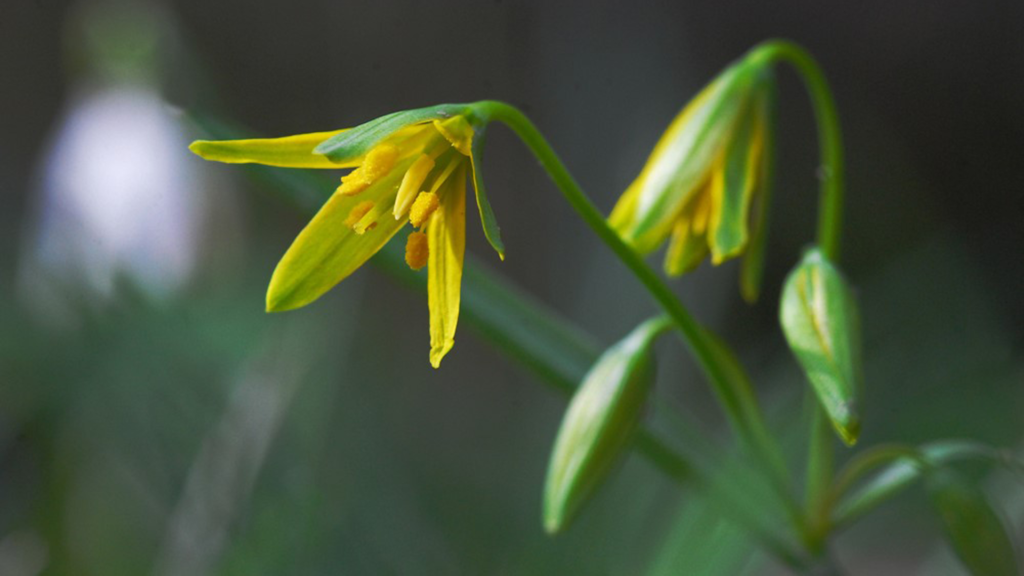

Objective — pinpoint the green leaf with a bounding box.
[314,103,469,163]
[833,440,1003,528]
[927,469,1019,576]
[543,317,668,534]
[469,123,506,258]
[779,247,863,445]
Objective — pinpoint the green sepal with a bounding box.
[779,247,863,445]
[315,103,470,163]
[709,80,765,263]
[543,317,667,534]
[739,75,777,303]
[927,469,1019,576]
[469,123,506,259]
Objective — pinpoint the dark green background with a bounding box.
[1,1,1021,574]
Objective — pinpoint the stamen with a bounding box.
[405,231,429,270]
[409,192,440,228]
[336,143,399,196]
[361,143,398,181]
[691,188,713,235]
[394,154,435,219]
[353,206,380,234]
[337,169,369,196]
[344,200,375,229]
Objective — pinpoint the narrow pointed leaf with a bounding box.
[780,247,863,445]
[190,130,351,168]
[927,469,1018,576]
[832,441,1006,528]
[543,317,667,533]
[315,103,469,163]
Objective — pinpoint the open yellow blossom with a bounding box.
[190,105,505,367]
[610,63,775,302]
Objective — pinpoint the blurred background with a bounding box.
[1,1,1022,574]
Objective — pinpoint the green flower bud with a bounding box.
[542,317,669,534]
[610,49,777,289]
[779,247,863,445]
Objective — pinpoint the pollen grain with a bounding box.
[409,192,440,228]
[405,231,429,270]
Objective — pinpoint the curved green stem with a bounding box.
[747,39,845,261]
[469,99,806,542]
[746,40,847,554]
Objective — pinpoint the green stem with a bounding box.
[634,431,807,570]
[748,40,847,553]
[470,99,806,541]
[201,134,810,568]
[804,402,834,546]
[747,39,846,261]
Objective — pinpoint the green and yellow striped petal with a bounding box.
[628,63,756,244]
[740,79,776,303]
[664,180,714,276]
[709,94,766,264]
[190,130,356,168]
[427,164,468,368]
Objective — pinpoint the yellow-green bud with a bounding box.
[542,317,669,534]
[779,247,863,445]
[609,49,777,287]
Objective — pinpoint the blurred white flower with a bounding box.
[21,87,204,305]
[17,0,238,326]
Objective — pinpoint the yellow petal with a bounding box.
[609,178,642,233]
[664,200,709,276]
[663,176,717,276]
[266,159,413,311]
[433,116,474,156]
[190,129,359,168]
[697,162,722,236]
[426,164,467,368]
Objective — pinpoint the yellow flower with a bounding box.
[610,62,775,301]
[190,105,505,367]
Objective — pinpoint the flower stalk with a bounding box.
[744,40,848,547]
[468,99,806,539]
